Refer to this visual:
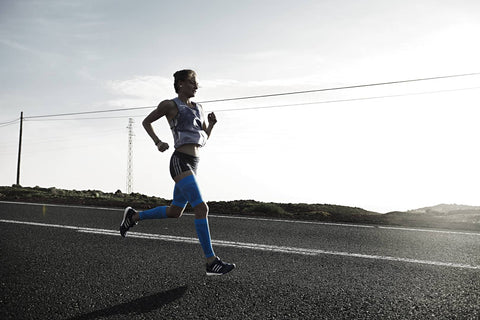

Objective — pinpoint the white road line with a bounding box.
[1,219,479,270]
[1,201,479,236]
[208,214,480,236]
[0,200,121,211]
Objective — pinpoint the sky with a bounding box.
[1,0,480,213]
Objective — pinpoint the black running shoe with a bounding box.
[206,257,236,276]
[120,207,137,237]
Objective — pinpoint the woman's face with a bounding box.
[179,73,199,98]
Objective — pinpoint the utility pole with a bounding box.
[16,111,23,186]
[126,118,134,194]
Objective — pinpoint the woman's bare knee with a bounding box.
[167,206,185,219]
[194,202,209,219]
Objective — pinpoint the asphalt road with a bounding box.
[1,201,479,319]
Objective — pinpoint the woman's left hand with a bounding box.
[208,112,217,125]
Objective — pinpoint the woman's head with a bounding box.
[173,69,197,94]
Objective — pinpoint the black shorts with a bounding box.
[169,150,200,179]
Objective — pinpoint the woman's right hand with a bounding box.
[156,141,169,152]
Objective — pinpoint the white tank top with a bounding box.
[169,97,208,149]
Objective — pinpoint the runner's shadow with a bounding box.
[67,285,188,320]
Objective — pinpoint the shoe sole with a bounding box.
[206,264,236,276]
[120,207,132,237]
[120,207,132,227]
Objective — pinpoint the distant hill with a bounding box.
[408,204,480,215]
[382,204,480,230]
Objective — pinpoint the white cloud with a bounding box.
[243,75,327,88]
[106,75,172,106]
[239,50,288,61]
[0,37,50,57]
[201,79,240,88]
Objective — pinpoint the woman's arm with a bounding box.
[203,112,217,138]
[143,99,175,152]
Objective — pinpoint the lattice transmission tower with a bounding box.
[126,118,134,194]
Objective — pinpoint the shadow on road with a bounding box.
[67,285,188,319]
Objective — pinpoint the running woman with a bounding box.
[119,69,235,276]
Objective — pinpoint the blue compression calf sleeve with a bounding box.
[176,175,204,208]
[195,218,215,258]
[139,206,167,220]
[172,183,188,208]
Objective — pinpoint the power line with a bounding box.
[24,115,145,122]
[211,86,480,112]
[25,106,153,120]
[21,85,480,122]
[0,118,19,128]
[19,71,480,120]
[200,72,480,103]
